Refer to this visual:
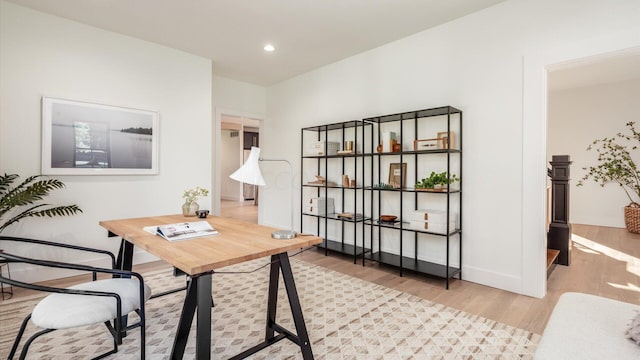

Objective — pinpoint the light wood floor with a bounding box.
[5,200,640,336]
[300,223,640,334]
[219,199,259,223]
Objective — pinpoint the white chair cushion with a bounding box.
[32,278,151,329]
[534,292,640,360]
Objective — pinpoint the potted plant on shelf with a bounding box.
[415,171,459,191]
[182,186,209,217]
[0,173,82,233]
[578,121,640,233]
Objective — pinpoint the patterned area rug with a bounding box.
[0,258,540,359]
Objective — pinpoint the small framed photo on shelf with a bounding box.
[437,131,455,149]
[388,163,407,189]
[413,138,439,151]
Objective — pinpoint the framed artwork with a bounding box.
[42,97,159,175]
[388,163,407,189]
[437,131,455,149]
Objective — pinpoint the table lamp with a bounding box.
[229,146,297,239]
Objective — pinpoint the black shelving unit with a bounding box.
[300,120,373,263]
[300,106,462,289]
[363,106,463,289]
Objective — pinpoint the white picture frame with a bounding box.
[42,97,159,175]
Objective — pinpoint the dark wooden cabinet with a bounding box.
[243,132,258,150]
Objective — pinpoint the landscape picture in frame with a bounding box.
[42,97,159,175]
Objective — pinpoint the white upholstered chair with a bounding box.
[0,236,151,360]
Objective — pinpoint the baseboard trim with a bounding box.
[462,264,525,295]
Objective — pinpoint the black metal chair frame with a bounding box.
[0,249,13,300]
[0,236,147,360]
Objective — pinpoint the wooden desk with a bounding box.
[100,215,321,360]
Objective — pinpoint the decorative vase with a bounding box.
[182,201,199,217]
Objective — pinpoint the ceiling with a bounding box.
[6,0,508,86]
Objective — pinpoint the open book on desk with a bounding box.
[143,221,219,241]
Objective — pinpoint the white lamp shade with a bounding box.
[229,147,266,186]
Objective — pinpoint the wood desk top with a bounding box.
[100,215,322,275]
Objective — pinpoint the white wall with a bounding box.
[213,76,267,116]
[265,0,640,297]
[0,2,213,282]
[548,79,640,227]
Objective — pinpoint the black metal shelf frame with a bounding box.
[300,105,463,289]
[300,120,373,264]
[364,220,462,236]
[364,106,463,289]
[365,251,461,279]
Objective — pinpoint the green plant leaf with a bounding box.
[580,122,640,204]
[0,174,82,233]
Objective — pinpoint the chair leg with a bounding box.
[18,328,55,360]
[140,312,146,360]
[10,315,118,360]
[90,322,118,360]
[125,309,146,360]
[104,320,119,350]
[8,314,31,360]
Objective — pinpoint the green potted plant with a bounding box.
[415,171,459,191]
[577,121,640,233]
[0,173,82,233]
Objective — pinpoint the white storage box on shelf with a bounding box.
[409,209,456,222]
[306,197,335,215]
[408,220,457,234]
[408,209,457,234]
[308,141,340,156]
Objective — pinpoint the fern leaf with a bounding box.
[0,174,82,233]
[0,173,19,196]
[31,205,83,218]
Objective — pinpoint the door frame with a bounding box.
[214,107,265,217]
[521,34,639,298]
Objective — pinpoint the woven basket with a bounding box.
[624,203,640,233]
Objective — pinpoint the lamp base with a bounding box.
[271,230,297,239]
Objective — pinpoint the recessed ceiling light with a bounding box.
[264,44,275,52]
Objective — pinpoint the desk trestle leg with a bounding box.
[170,272,213,360]
[276,253,314,359]
[230,252,314,360]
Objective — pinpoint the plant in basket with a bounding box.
[577,121,640,233]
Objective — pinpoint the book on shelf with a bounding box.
[336,212,364,220]
[143,221,218,241]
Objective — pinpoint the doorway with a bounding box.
[547,50,640,228]
[217,111,263,224]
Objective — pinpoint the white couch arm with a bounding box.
[534,292,639,359]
